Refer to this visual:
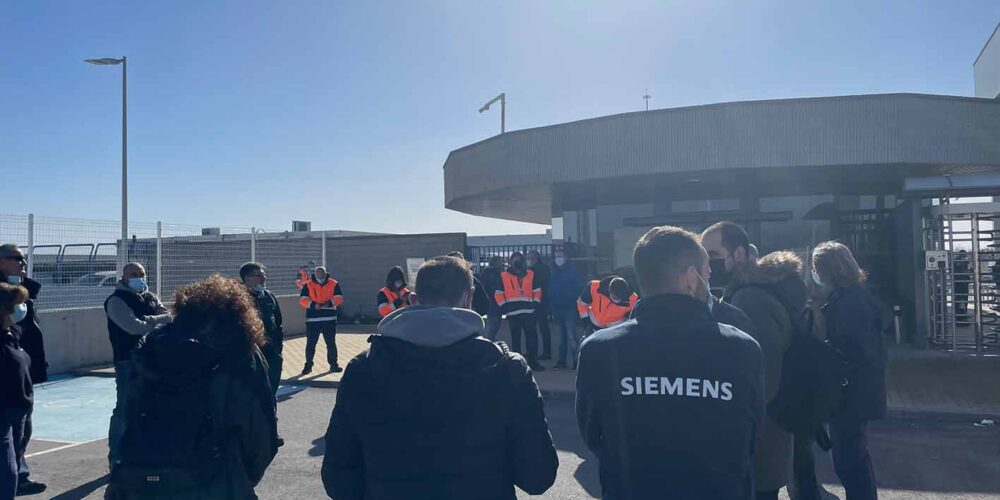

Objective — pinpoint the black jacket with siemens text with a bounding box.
[322,305,558,500]
[576,294,764,500]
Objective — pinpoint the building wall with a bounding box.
[323,233,467,319]
[975,23,1000,99]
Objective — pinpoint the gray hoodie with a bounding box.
[377,304,485,348]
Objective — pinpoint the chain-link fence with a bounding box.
[0,214,327,311]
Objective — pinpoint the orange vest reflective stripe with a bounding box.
[585,280,638,328]
[500,270,537,302]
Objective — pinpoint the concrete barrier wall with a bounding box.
[38,307,114,374]
[39,295,308,374]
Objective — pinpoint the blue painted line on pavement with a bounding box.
[32,376,116,443]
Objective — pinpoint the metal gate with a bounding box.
[923,203,1000,352]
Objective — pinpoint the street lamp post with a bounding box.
[85,56,128,274]
[479,92,505,134]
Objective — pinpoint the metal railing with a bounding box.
[0,214,326,311]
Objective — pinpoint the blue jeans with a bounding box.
[108,360,133,467]
[553,306,580,367]
[486,303,502,341]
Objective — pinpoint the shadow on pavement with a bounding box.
[309,436,326,457]
[50,473,108,500]
[544,396,601,497]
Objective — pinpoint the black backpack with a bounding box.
[766,303,847,437]
[109,348,278,496]
[109,361,228,496]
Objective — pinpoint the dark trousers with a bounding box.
[830,419,878,500]
[108,360,133,467]
[535,301,552,357]
[305,321,338,368]
[486,303,502,341]
[508,313,539,364]
[793,433,821,500]
[264,343,283,396]
[1,407,29,498]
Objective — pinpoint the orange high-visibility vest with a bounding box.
[377,286,411,317]
[578,280,638,328]
[494,270,542,315]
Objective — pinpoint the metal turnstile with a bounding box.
[923,203,1000,352]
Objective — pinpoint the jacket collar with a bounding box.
[377,305,485,348]
[631,293,713,325]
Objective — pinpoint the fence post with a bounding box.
[321,231,327,268]
[251,227,257,262]
[26,214,34,279]
[156,221,163,298]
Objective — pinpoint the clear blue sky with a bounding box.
[2,1,997,235]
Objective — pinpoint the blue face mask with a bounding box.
[127,278,148,293]
[11,303,27,324]
[253,284,266,294]
[811,269,824,288]
[6,276,22,285]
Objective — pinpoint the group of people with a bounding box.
[477,249,639,372]
[0,219,888,499]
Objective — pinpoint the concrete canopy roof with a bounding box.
[443,93,1000,224]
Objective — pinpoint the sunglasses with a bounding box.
[1,255,26,263]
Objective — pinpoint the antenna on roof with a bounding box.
[643,87,651,111]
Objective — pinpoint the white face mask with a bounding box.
[6,276,23,285]
[554,257,566,267]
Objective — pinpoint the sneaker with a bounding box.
[330,365,344,373]
[16,480,47,496]
[301,362,313,375]
[554,361,567,369]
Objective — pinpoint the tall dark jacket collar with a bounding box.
[631,293,713,325]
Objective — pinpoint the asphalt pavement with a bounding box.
[23,384,1000,499]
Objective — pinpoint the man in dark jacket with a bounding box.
[104,262,172,467]
[0,245,46,385]
[702,221,805,500]
[527,250,553,360]
[322,256,558,500]
[577,226,764,500]
[240,262,284,396]
[548,249,584,369]
[0,244,47,495]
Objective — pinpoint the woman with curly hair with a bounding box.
[107,275,279,499]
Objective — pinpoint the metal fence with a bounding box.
[0,214,327,311]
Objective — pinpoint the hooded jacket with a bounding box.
[376,267,411,318]
[109,321,279,499]
[322,305,558,500]
[723,251,807,492]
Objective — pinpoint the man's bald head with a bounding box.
[122,263,146,281]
